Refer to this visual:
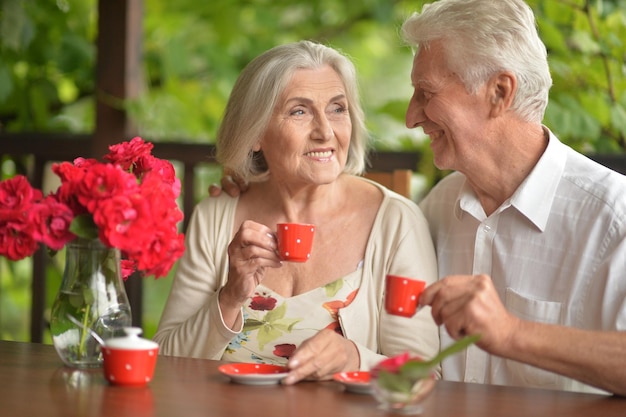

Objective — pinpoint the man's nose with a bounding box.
[405,96,425,129]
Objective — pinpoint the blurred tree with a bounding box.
[1,0,624,153]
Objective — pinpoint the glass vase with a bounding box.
[371,375,436,415]
[50,237,132,368]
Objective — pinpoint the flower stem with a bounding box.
[78,303,91,360]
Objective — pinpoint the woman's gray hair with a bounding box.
[401,0,552,123]
[216,40,368,181]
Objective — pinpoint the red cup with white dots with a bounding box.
[384,275,426,317]
[103,327,159,386]
[276,223,315,262]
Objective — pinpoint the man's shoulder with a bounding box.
[563,151,626,210]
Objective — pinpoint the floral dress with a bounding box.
[222,266,362,365]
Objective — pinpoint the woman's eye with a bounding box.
[329,104,348,114]
[290,108,306,116]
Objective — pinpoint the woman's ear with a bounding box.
[489,71,516,117]
[252,141,262,152]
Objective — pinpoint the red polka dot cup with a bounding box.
[276,223,315,262]
[384,275,427,317]
[103,327,159,386]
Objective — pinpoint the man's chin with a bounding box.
[432,154,454,171]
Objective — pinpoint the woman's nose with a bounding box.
[312,115,333,140]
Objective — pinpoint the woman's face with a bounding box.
[259,65,352,186]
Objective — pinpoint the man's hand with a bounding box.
[419,274,519,356]
[208,172,249,197]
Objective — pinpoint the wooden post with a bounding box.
[94,0,144,327]
[94,0,143,157]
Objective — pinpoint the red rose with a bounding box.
[104,136,154,171]
[273,344,296,359]
[371,352,412,377]
[131,230,184,278]
[0,175,42,213]
[76,164,139,213]
[0,220,38,260]
[1,137,185,279]
[94,194,152,249]
[120,259,136,280]
[250,295,277,311]
[29,196,74,251]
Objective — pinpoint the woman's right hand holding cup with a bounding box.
[219,220,283,327]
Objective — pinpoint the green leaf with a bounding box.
[402,334,481,379]
[270,318,302,332]
[611,103,626,138]
[257,323,283,351]
[82,287,95,305]
[0,0,33,51]
[242,319,264,332]
[69,214,99,239]
[537,17,568,53]
[263,302,286,322]
[0,65,13,102]
[324,279,343,297]
[377,371,414,393]
[68,292,85,309]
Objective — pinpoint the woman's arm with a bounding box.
[153,197,238,359]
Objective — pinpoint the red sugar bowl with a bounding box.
[102,327,159,386]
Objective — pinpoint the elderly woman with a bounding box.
[153,40,439,384]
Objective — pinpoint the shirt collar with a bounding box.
[454,127,567,231]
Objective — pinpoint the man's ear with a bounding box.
[489,71,516,117]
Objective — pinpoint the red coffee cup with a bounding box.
[276,223,315,262]
[384,275,426,317]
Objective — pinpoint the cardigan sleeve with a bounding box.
[153,196,242,358]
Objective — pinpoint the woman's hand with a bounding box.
[282,329,360,385]
[218,220,282,327]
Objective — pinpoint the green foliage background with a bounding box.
[1,0,625,342]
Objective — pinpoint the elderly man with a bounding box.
[407,0,626,395]
[211,0,626,396]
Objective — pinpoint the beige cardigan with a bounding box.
[154,179,440,371]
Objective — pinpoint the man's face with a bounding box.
[405,41,492,172]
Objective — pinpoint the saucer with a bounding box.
[333,371,372,394]
[218,363,289,385]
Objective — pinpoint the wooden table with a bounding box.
[1,340,624,417]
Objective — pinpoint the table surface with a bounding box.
[1,340,624,417]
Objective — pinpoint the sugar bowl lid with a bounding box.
[104,327,159,350]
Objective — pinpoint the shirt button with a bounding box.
[483,225,491,232]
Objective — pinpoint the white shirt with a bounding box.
[419,128,626,394]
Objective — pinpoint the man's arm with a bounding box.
[421,274,626,395]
